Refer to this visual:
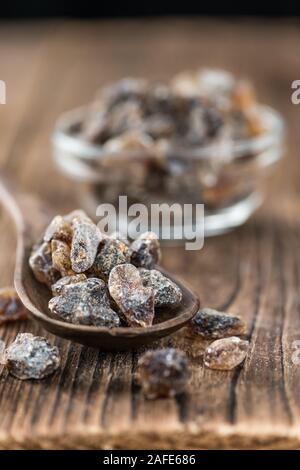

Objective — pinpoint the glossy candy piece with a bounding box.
[29,241,60,287]
[108,264,154,327]
[43,215,73,244]
[204,336,249,370]
[51,239,74,277]
[70,218,102,273]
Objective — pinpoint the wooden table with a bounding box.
[0,19,300,449]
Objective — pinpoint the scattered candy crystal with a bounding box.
[138,348,189,399]
[188,308,246,340]
[4,333,60,380]
[204,336,249,370]
[0,287,29,324]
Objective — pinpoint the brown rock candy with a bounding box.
[0,287,29,324]
[43,215,73,244]
[64,209,92,225]
[139,268,182,308]
[204,336,249,370]
[49,277,120,328]
[109,231,130,246]
[141,115,175,139]
[4,333,60,380]
[103,130,153,153]
[138,348,189,399]
[102,78,148,110]
[129,231,161,269]
[93,238,130,281]
[70,217,102,273]
[51,274,87,296]
[105,100,143,136]
[51,239,74,277]
[187,308,246,340]
[29,241,60,287]
[108,264,154,327]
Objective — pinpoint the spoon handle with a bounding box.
[0,175,53,244]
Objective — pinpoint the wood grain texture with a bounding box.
[0,18,300,449]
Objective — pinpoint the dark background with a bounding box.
[1,2,300,18]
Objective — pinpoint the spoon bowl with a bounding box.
[0,178,199,350]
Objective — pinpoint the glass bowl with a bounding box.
[52,105,285,237]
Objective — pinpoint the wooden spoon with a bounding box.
[0,178,200,350]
